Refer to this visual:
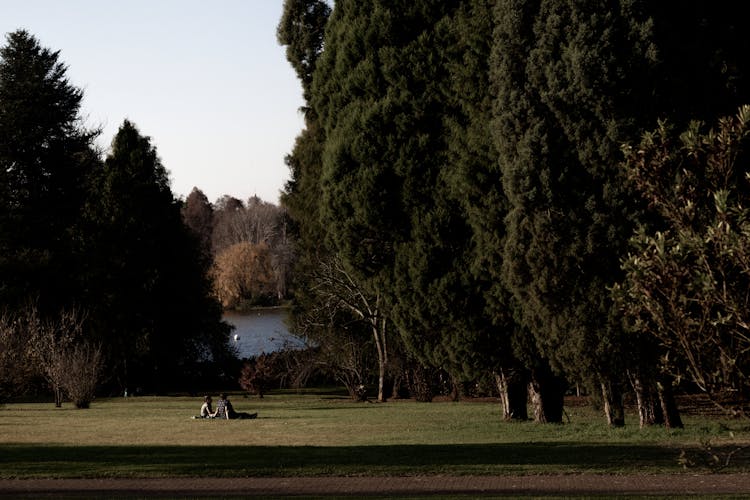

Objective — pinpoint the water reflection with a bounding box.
[223,308,305,359]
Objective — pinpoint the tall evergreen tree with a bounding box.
[277,0,330,257]
[182,187,213,255]
[82,120,232,392]
[492,1,750,424]
[278,0,385,397]
[0,29,98,312]
[310,1,516,405]
[277,0,331,105]
[492,1,660,424]
[277,0,330,272]
[441,0,534,419]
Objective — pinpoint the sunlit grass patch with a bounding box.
[1,392,749,478]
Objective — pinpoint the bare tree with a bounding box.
[212,196,283,253]
[0,312,35,403]
[23,306,103,408]
[27,307,82,407]
[310,254,390,402]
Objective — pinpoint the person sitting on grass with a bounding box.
[199,395,216,418]
[215,393,257,420]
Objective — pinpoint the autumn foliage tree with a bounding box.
[210,196,292,305]
[212,242,277,309]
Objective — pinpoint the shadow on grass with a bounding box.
[3,442,749,478]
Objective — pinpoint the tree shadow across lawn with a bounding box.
[4,442,750,478]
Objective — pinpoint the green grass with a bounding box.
[1,392,749,479]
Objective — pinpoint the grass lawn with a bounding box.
[1,391,749,479]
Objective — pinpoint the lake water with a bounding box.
[223,308,305,359]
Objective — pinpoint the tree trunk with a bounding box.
[449,374,460,402]
[600,379,625,427]
[54,385,63,408]
[657,376,683,429]
[494,368,528,421]
[390,372,402,400]
[408,363,433,402]
[629,371,664,428]
[371,314,387,402]
[528,365,565,423]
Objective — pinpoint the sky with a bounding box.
[0,1,305,205]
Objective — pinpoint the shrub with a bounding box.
[58,341,104,409]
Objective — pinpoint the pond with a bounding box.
[223,308,305,359]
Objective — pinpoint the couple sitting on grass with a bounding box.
[198,393,257,420]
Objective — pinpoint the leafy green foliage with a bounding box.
[490,1,750,421]
[277,0,331,103]
[283,0,750,421]
[618,106,750,404]
[492,1,657,396]
[312,0,501,385]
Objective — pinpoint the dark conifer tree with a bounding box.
[0,29,99,312]
[310,1,513,403]
[277,0,330,265]
[492,1,659,424]
[277,0,331,105]
[82,120,232,392]
[492,1,750,424]
[442,0,535,419]
[182,187,214,255]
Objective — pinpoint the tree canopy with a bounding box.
[0,31,236,397]
[0,29,98,312]
[281,0,750,420]
[81,120,232,391]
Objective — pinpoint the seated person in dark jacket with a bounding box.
[215,393,257,420]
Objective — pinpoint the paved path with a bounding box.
[2,474,750,497]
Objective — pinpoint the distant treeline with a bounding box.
[182,190,292,311]
[278,0,750,424]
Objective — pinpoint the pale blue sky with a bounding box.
[1,1,305,204]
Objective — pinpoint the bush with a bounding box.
[58,342,104,409]
[239,353,280,398]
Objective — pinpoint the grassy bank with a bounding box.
[1,392,749,478]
